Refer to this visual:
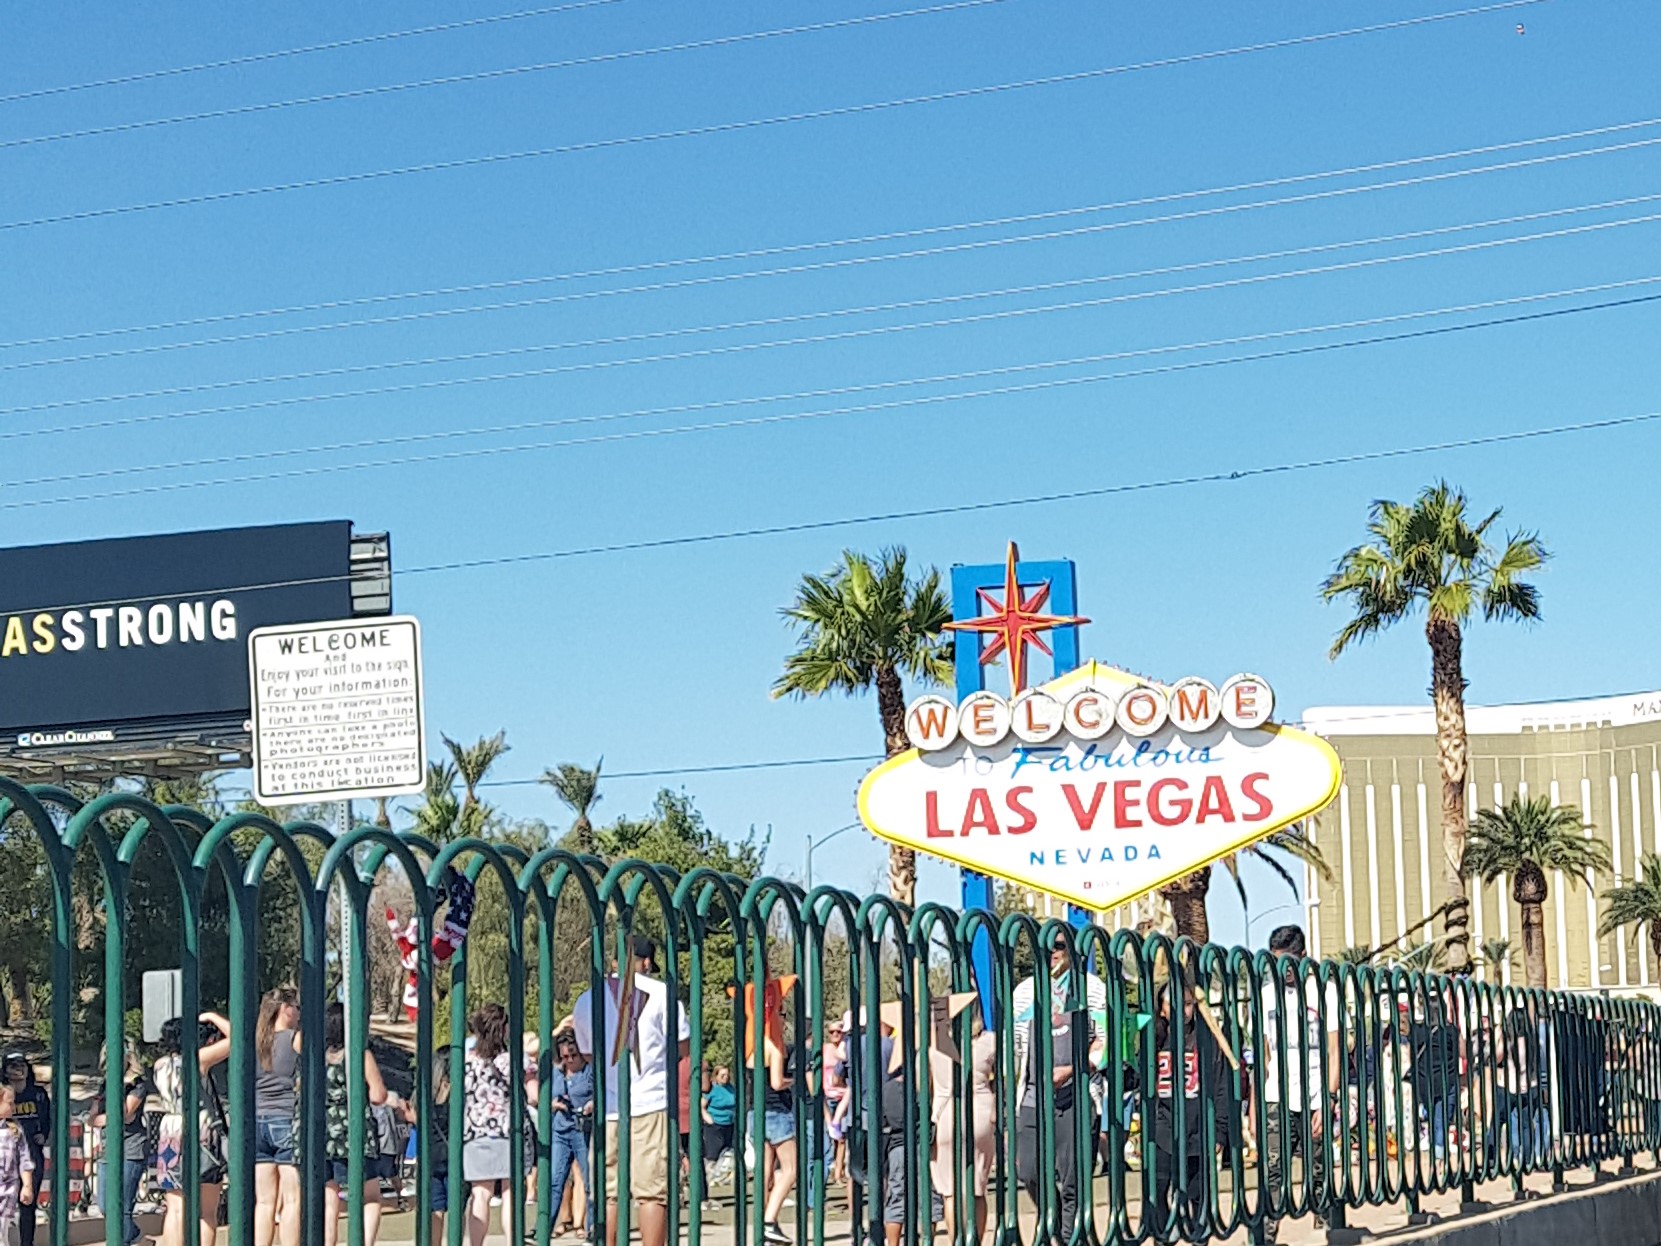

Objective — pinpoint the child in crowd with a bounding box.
[0,1086,37,1246]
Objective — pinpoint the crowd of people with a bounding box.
[16,921,1660,1246]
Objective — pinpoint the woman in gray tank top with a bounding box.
[253,988,301,1246]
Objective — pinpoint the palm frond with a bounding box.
[774,547,951,703]
[540,759,603,820]
[1599,854,1661,938]
[1463,795,1607,885]
[1483,531,1550,622]
[444,731,510,795]
[1325,482,1546,655]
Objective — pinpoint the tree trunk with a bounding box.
[1651,923,1661,970]
[875,664,917,908]
[1161,867,1212,944]
[1513,865,1549,988]
[1428,615,1472,974]
[6,966,33,1025]
[570,814,594,854]
[374,797,392,829]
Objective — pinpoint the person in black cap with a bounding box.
[572,935,689,1246]
[2,1055,48,1246]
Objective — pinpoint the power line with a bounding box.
[0,0,1550,235]
[10,198,1661,428]
[12,271,1648,469]
[7,275,1657,473]
[0,1,627,106]
[12,182,1660,378]
[7,113,1655,357]
[6,282,1660,510]
[0,1,1008,152]
[4,400,1657,620]
[415,698,1661,789]
[480,754,881,786]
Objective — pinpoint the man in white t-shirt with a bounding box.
[573,935,691,1246]
[1257,925,1342,1244]
[1011,928,1107,1246]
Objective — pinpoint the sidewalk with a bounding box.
[360,1153,1659,1245]
[60,1152,1659,1244]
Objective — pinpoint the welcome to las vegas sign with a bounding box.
[856,662,1341,913]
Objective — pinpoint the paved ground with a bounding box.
[68,1154,1654,1245]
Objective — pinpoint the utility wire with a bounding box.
[0,1,1008,151]
[7,282,1660,510]
[475,694,1608,783]
[6,274,1656,459]
[4,402,1657,619]
[480,755,882,786]
[7,113,1655,356]
[10,198,1661,427]
[0,0,1550,235]
[13,273,1654,464]
[11,183,1659,377]
[0,1,627,106]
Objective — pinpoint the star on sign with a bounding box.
[943,541,1090,696]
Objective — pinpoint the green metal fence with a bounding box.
[5,778,1660,1246]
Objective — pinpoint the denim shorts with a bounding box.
[254,1116,296,1165]
[759,1108,794,1146]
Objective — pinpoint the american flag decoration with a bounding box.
[385,868,478,1021]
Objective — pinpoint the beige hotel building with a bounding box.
[1303,688,1661,997]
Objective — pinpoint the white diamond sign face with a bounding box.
[857,663,1340,913]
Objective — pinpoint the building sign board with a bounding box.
[249,616,425,805]
[0,521,364,745]
[858,662,1340,913]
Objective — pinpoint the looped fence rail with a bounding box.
[4,779,1658,1246]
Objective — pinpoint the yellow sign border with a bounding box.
[855,662,1342,913]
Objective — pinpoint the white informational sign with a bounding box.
[141,969,181,1043]
[858,662,1340,913]
[248,616,426,805]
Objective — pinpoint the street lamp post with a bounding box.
[806,821,863,891]
[1246,898,1317,945]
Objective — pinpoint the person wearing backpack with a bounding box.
[153,1014,232,1246]
[318,1004,389,1246]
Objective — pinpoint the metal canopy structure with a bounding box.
[0,524,392,786]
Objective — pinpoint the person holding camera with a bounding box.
[153,1014,232,1246]
[546,1034,594,1239]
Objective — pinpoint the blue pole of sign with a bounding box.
[951,557,1087,1025]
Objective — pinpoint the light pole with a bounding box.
[1246,898,1316,945]
[806,821,863,891]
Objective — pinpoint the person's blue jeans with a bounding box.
[1508,1099,1552,1168]
[1427,1098,1451,1161]
[101,1158,145,1245]
[547,1128,592,1233]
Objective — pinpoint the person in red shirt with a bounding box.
[677,1054,694,1195]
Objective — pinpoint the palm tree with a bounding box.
[1165,825,1331,944]
[1462,794,1609,988]
[773,548,952,907]
[1600,853,1661,966]
[541,759,604,851]
[411,760,461,842]
[444,731,510,839]
[1478,938,1515,978]
[1321,481,1549,973]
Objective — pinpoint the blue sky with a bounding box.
[3,1,1659,946]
